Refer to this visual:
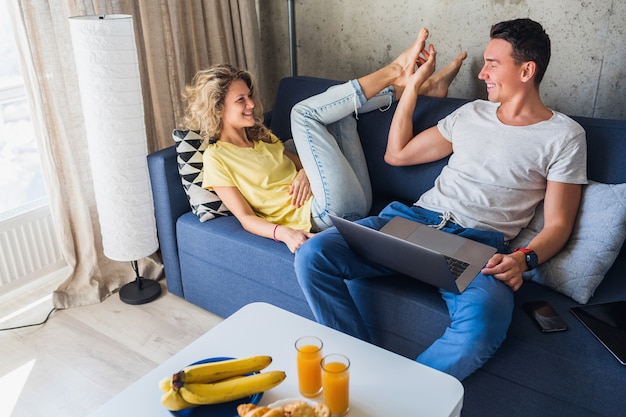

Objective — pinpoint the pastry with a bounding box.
[312,403,331,417]
[261,408,285,417]
[283,402,315,417]
[237,403,257,417]
[238,400,329,417]
[245,406,271,417]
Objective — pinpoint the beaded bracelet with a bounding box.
[273,224,280,242]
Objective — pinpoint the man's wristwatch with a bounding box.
[514,248,538,271]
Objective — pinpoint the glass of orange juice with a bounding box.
[321,353,350,416]
[295,336,323,397]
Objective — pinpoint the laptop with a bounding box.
[330,215,497,293]
[570,301,626,365]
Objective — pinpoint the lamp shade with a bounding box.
[69,15,158,262]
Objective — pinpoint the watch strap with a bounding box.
[514,247,538,270]
[514,248,533,255]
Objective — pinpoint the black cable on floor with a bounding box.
[0,307,57,332]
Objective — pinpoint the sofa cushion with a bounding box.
[511,181,626,303]
[172,129,230,222]
[175,213,313,319]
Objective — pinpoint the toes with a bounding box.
[412,28,429,54]
[417,28,429,44]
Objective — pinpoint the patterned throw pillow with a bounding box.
[172,129,230,222]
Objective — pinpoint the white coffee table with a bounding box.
[88,302,463,417]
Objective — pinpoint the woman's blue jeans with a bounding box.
[294,201,514,381]
[290,80,394,231]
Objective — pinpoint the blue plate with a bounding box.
[169,357,263,417]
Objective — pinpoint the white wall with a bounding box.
[259,0,625,120]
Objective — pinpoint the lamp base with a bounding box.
[119,277,161,305]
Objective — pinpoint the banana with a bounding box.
[179,370,287,405]
[160,388,197,411]
[158,376,172,392]
[176,355,273,385]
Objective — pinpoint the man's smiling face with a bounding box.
[478,38,527,103]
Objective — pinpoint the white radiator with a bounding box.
[0,204,66,293]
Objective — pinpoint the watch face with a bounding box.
[526,251,539,269]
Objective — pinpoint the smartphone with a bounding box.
[523,301,568,333]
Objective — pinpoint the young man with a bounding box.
[293,18,587,381]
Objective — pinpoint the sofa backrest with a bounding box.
[268,76,470,205]
[268,76,342,142]
[356,97,469,205]
[570,116,626,184]
[269,76,626,197]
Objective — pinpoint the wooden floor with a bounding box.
[0,272,223,417]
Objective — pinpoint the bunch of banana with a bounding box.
[159,355,286,411]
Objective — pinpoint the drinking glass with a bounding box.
[321,353,350,416]
[295,336,323,397]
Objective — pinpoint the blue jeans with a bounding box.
[290,80,394,230]
[294,201,514,381]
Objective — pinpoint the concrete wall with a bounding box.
[258,0,625,120]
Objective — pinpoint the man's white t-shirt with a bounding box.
[416,100,587,241]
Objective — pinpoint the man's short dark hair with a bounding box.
[490,18,551,85]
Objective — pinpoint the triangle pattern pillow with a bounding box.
[172,129,230,222]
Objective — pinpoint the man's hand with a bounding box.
[289,169,312,208]
[481,251,527,291]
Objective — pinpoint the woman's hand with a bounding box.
[213,186,314,252]
[289,169,312,207]
[274,225,315,253]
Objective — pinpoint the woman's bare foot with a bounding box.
[357,29,430,100]
[419,50,468,98]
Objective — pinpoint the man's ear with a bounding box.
[521,61,536,83]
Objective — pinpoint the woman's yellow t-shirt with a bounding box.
[202,135,313,231]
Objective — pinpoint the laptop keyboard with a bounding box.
[445,256,470,279]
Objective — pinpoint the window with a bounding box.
[0,1,47,219]
[0,3,65,296]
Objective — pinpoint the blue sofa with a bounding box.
[148,76,626,417]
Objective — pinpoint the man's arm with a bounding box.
[386,125,452,166]
[385,45,453,167]
[525,180,582,263]
[482,180,582,290]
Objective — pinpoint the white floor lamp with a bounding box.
[69,14,161,305]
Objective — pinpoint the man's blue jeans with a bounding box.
[294,201,514,381]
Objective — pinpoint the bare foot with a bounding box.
[420,50,467,98]
[356,29,435,100]
[391,28,430,98]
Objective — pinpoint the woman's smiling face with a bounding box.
[221,78,256,130]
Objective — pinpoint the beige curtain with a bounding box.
[12,0,262,309]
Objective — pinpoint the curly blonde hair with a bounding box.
[182,64,272,143]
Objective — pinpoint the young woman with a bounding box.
[182,29,466,253]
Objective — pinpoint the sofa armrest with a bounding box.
[147,145,190,297]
